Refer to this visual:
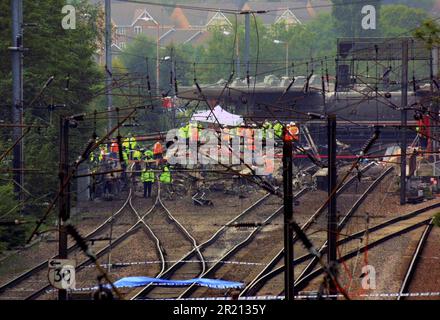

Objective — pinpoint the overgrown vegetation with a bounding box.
[0,0,103,251]
[434,212,440,228]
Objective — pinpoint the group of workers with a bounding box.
[90,134,164,166]
[87,120,298,200]
[140,163,172,198]
[175,120,297,149]
[88,133,172,200]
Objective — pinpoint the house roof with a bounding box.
[143,26,176,42]
[172,1,242,28]
[244,0,331,24]
[92,0,175,27]
[160,29,208,46]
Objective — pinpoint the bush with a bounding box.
[433,212,440,227]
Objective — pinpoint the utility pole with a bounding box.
[282,128,294,300]
[244,13,250,75]
[10,0,24,200]
[156,22,160,97]
[170,47,176,128]
[58,117,70,300]
[236,35,240,78]
[400,39,409,205]
[105,0,113,132]
[244,12,250,114]
[430,48,438,163]
[327,114,337,297]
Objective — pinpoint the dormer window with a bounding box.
[134,26,142,35]
[116,27,125,35]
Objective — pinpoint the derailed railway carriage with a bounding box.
[177,84,428,146]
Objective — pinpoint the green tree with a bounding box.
[434,212,440,228]
[332,0,381,38]
[0,0,103,245]
[414,19,440,49]
[0,183,21,252]
[379,4,429,37]
[382,0,435,11]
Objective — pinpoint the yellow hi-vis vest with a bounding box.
[141,169,155,183]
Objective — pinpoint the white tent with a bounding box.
[191,105,243,126]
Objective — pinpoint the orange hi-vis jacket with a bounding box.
[153,142,163,155]
[265,157,274,175]
[189,124,200,141]
[246,137,256,151]
[284,125,299,142]
[244,128,253,139]
[110,142,119,153]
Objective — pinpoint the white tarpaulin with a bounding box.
[191,105,243,126]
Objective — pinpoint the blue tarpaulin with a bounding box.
[112,277,243,289]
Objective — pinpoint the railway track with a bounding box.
[292,166,394,289]
[129,185,311,300]
[0,189,136,300]
[22,188,161,300]
[257,165,393,297]
[292,207,439,297]
[238,162,377,297]
[25,182,203,300]
[176,188,309,299]
[397,219,434,300]
[185,198,439,300]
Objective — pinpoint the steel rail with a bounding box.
[156,185,206,276]
[293,219,432,294]
[0,189,133,296]
[177,188,309,299]
[24,188,165,300]
[239,162,376,297]
[128,188,166,277]
[294,167,393,286]
[228,201,440,298]
[397,219,434,300]
[129,186,292,300]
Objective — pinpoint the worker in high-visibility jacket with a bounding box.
[159,165,172,184]
[122,135,130,150]
[144,149,154,161]
[132,148,142,162]
[284,122,299,142]
[123,134,137,157]
[263,120,273,142]
[244,126,255,153]
[121,146,129,164]
[110,141,119,160]
[264,155,275,181]
[129,136,137,151]
[178,124,190,143]
[89,150,96,163]
[189,122,202,143]
[98,145,107,162]
[141,166,155,198]
[273,122,283,139]
[153,141,163,166]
